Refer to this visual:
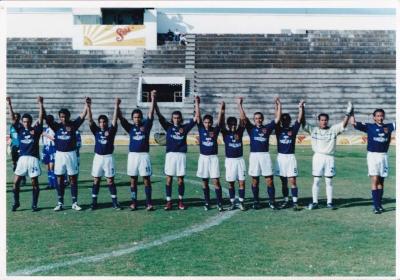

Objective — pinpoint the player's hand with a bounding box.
[115,97,121,106]
[194,95,200,104]
[345,101,354,116]
[86,97,92,106]
[6,96,11,105]
[37,96,43,104]
[220,101,225,109]
[150,90,156,101]
[299,99,305,108]
[275,96,281,105]
[236,97,243,105]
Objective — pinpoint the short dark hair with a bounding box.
[45,114,54,123]
[318,113,329,121]
[227,116,237,125]
[254,112,264,120]
[281,113,291,125]
[203,114,213,123]
[14,113,21,120]
[22,113,33,123]
[98,115,108,123]
[131,109,143,119]
[373,109,385,116]
[58,108,71,119]
[171,111,183,124]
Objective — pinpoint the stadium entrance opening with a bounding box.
[138,76,186,106]
[101,8,144,25]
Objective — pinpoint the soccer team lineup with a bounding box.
[6,90,395,215]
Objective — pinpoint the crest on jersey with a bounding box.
[287,131,292,136]
[234,134,240,140]
[262,128,267,134]
[383,127,389,134]
[30,130,35,135]
[209,131,214,138]
[66,126,71,132]
[104,131,109,137]
[140,126,145,132]
[179,128,184,134]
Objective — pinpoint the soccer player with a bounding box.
[303,102,353,210]
[88,97,121,210]
[46,98,90,211]
[275,100,304,211]
[194,96,224,212]
[7,96,44,212]
[154,95,197,210]
[119,90,156,211]
[220,102,246,211]
[9,112,26,185]
[350,109,395,214]
[237,96,281,210]
[41,115,56,189]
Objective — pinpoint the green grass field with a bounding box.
[6,145,395,276]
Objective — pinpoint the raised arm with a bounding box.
[194,95,201,124]
[87,97,94,126]
[297,99,305,124]
[6,96,17,125]
[37,96,44,125]
[113,97,120,127]
[217,101,225,127]
[79,97,90,120]
[342,101,353,128]
[274,96,282,124]
[154,96,170,131]
[148,90,156,120]
[236,97,247,122]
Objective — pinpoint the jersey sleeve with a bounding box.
[266,120,276,132]
[89,122,100,135]
[237,125,246,137]
[110,124,118,136]
[354,122,368,132]
[144,118,153,132]
[292,121,301,136]
[47,118,60,132]
[303,122,314,134]
[331,122,345,135]
[34,122,43,135]
[388,122,396,132]
[214,125,221,137]
[184,119,196,134]
[158,115,172,131]
[72,116,84,129]
[120,117,133,133]
[245,118,254,132]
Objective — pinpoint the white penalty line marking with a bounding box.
[9,171,237,276]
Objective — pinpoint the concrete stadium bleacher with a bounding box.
[6,30,396,134]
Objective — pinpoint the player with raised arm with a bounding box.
[42,115,56,189]
[155,95,197,210]
[194,96,224,212]
[119,90,156,211]
[303,102,353,210]
[275,100,305,210]
[238,96,281,210]
[46,98,89,211]
[220,102,247,211]
[9,112,26,186]
[7,96,44,212]
[88,97,121,210]
[350,108,395,214]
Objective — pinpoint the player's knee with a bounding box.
[106,177,114,184]
[177,177,184,184]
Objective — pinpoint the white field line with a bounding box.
[9,171,237,276]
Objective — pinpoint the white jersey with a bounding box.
[42,127,55,146]
[303,122,344,155]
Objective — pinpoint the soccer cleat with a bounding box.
[238,202,246,211]
[326,203,337,210]
[280,200,290,209]
[72,202,82,211]
[293,203,301,211]
[164,201,173,211]
[308,203,319,210]
[203,203,211,211]
[31,206,39,212]
[373,208,382,214]
[54,203,64,211]
[130,203,138,211]
[178,200,186,210]
[252,201,261,210]
[228,203,237,211]
[11,202,20,212]
[113,204,122,211]
[90,203,98,211]
[146,204,155,211]
[378,206,385,212]
[217,204,224,212]
[268,202,278,210]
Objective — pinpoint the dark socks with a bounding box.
[251,185,259,202]
[71,183,78,204]
[145,186,152,206]
[203,187,210,204]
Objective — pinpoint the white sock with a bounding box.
[325,177,333,204]
[312,177,321,203]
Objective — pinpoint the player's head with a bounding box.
[98,115,108,129]
[21,113,32,128]
[131,109,143,125]
[45,114,54,124]
[171,111,183,126]
[58,108,71,124]
[318,113,329,129]
[373,109,385,124]
[253,112,264,126]
[14,113,21,122]
[227,116,238,132]
[280,113,292,128]
[203,114,213,129]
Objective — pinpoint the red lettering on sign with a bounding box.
[116,26,132,41]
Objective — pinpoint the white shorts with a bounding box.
[367,152,388,178]
[54,151,79,176]
[15,155,41,178]
[225,157,246,182]
[164,152,186,177]
[196,154,220,179]
[127,152,152,177]
[275,153,298,177]
[248,152,273,177]
[92,154,116,178]
[312,153,335,177]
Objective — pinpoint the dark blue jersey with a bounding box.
[90,123,117,155]
[121,117,153,153]
[14,122,42,159]
[159,116,195,153]
[48,117,84,152]
[197,123,220,155]
[354,122,395,153]
[246,120,276,153]
[276,121,301,154]
[221,125,245,158]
